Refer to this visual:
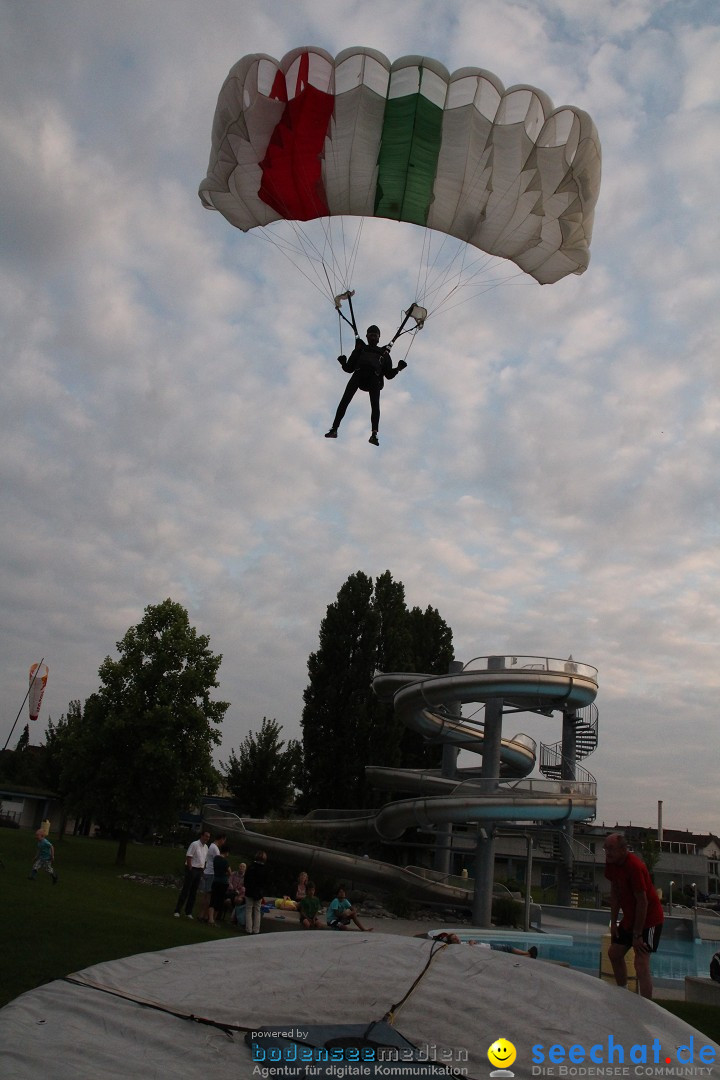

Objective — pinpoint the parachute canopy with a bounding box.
[199,46,601,286]
[29,662,48,722]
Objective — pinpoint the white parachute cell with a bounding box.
[200,46,601,288]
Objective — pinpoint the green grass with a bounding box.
[0,828,252,1008]
[2,829,720,1045]
[655,1000,720,1043]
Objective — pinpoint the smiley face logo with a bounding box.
[488,1038,517,1070]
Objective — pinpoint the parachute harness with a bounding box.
[334,295,426,364]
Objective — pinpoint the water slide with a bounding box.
[205,656,599,905]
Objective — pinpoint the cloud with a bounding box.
[1,0,719,834]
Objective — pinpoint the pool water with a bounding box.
[432,927,719,984]
[542,935,720,984]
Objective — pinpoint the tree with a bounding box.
[223,718,301,818]
[53,600,228,864]
[639,835,661,882]
[300,571,377,810]
[356,570,413,781]
[42,700,87,839]
[400,604,454,768]
[0,724,46,786]
[300,571,453,810]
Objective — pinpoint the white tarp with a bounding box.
[0,933,716,1079]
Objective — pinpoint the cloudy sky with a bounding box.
[2,0,718,834]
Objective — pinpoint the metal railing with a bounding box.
[540,705,599,777]
[447,774,597,800]
[539,746,598,783]
[462,654,598,682]
[303,808,374,822]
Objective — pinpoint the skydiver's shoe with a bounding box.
[369,433,379,446]
[324,429,337,438]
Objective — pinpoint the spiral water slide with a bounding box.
[205,657,598,906]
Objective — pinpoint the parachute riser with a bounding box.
[334,290,358,336]
[387,303,427,350]
[335,295,425,356]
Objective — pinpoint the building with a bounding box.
[0,782,63,832]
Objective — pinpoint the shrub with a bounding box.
[492,896,522,927]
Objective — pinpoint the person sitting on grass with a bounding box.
[326,885,372,932]
[227,861,246,913]
[293,870,309,904]
[298,882,322,929]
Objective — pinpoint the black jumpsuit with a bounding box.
[330,340,401,432]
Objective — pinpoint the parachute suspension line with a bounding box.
[408,223,505,322]
[320,94,375,292]
[311,216,352,297]
[287,220,348,298]
[421,263,526,323]
[424,255,511,312]
[406,213,529,322]
[251,124,527,325]
[397,327,420,365]
[263,115,365,300]
[403,107,543,315]
[249,161,526,328]
[254,216,358,309]
[416,230,465,313]
[250,152,358,304]
[252,227,340,305]
[257,141,352,294]
[420,226,501,307]
[286,213,367,306]
[321,259,334,295]
[343,215,365,294]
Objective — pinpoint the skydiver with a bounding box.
[325,325,407,446]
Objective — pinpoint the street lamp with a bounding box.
[669,881,675,917]
[692,883,698,940]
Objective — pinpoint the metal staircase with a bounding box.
[539,702,599,780]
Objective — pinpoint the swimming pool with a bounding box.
[542,935,719,985]
[430,927,719,985]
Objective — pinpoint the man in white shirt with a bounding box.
[197,833,227,921]
[173,829,210,918]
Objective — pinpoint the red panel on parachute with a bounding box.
[259,51,334,221]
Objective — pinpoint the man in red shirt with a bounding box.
[604,833,664,998]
